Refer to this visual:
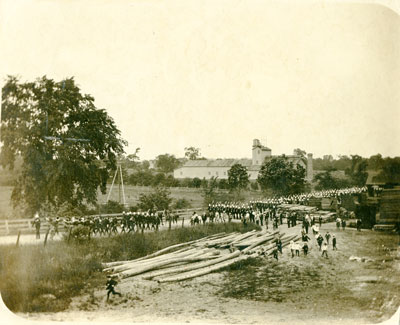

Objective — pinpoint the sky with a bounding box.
[1,0,399,161]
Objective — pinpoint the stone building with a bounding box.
[173,139,313,182]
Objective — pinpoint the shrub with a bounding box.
[172,198,192,210]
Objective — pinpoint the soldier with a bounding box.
[53,217,60,236]
[33,213,41,239]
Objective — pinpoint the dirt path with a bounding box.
[17,222,400,324]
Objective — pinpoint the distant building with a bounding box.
[173,139,313,182]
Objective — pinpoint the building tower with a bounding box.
[252,139,272,166]
[307,153,313,182]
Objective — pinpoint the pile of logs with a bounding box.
[102,230,300,283]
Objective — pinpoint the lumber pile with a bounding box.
[379,188,400,223]
[102,230,300,283]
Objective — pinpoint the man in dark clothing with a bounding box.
[302,233,310,242]
[317,234,324,251]
[318,216,322,228]
[106,275,122,301]
[332,235,337,250]
[304,220,309,234]
[325,232,331,245]
[272,247,279,261]
[302,242,308,256]
[341,219,346,230]
[276,238,282,254]
[356,219,362,231]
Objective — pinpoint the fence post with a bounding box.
[182,217,184,228]
[44,229,50,247]
[5,220,9,235]
[16,231,21,247]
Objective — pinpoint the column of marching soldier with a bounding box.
[32,186,367,239]
[32,210,181,239]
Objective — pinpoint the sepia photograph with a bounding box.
[0,0,399,324]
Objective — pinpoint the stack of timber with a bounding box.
[378,187,400,224]
[308,197,322,209]
[102,230,300,283]
[321,197,337,211]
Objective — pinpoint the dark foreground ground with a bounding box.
[14,222,399,324]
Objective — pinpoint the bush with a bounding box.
[192,177,202,188]
[172,198,192,210]
[137,186,172,211]
[218,179,229,190]
[100,200,125,214]
[69,225,91,243]
[250,182,259,191]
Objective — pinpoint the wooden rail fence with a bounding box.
[0,208,204,236]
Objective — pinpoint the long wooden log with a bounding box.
[158,253,259,283]
[133,232,228,261]
[102,246,194,271]
[159,235,299,283]
[105,247,197,271]
[142,250,241,280]
[193,232,241,248]
[234,230,279,248]
[118,255,221,279]
[103,232,235,269]
[109,247,209,273]
[242,231,281,253]
[228,230,258,245]
[119,247,223,276]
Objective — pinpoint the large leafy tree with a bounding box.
[373,157,400,184]
[184,146,201,160]
[1,76,126,215]
[228,163,249,192]
[137,186,172,211]
[345,155,368,186]
[155,153,180,173]
[368,154,384,171]
[257,156,306,195]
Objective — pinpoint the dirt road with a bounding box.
[16,222,400,324]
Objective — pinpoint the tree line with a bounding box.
[1,76,399,218]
